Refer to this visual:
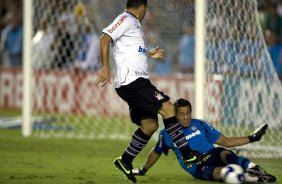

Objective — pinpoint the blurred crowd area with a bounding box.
[258,0,282,79]
[0,0,281,79]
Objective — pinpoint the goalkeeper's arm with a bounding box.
[132,149,162,176]
[248,123,268,143]
[216,123,268,147]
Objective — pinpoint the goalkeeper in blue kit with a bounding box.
[133,99,276,183]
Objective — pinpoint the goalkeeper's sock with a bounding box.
[225,153,251,170]
[247,162,257,169]
[121,128,151,165]
[163,116,191,159]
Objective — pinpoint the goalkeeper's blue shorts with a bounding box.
[193,147,233,181]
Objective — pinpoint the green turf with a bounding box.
[0,129,281,184]
[0,109,21,117]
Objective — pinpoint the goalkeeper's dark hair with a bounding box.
[174,98,192,112]
[126,0,147,9]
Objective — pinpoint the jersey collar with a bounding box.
[125,10,138,21]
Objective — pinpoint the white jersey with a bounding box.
[102,11,149,88]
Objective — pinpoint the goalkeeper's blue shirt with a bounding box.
[154,119,221,176]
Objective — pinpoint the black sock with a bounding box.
[163,116,192,160]
[121,128,151,165]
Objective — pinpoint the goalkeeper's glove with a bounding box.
[132,167,147,176]
[248,123,268,143]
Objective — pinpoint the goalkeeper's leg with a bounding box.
[246,166,276,182]
[220,148,254,170]
[220,148,276,182]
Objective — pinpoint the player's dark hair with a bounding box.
[126,0,147,9]
[174,98,192,112]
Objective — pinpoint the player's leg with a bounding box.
[246,165,276,182]
[158,100,210,165]
[219,148,276,182]
[220,148,254,170]
[114,120,157,183]
[194,165,222,182]
[114,103,158,183]
[195,164,274,183]
[194,152,258,183]
[119,117,158,165]
[193,147,226,182]
[158,101,192,158]
[208,166,265,183]
[116,78,209,165]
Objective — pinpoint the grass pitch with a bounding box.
[0,128,282,184]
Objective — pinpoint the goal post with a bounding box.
[194,0,205,119]
[19,0,282,158]
[22,0,32,137]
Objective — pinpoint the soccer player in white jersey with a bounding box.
[95,0,210,183]
[133,99,276,183]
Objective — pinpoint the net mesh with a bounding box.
[28,0,282,157]
[204,0,282,158]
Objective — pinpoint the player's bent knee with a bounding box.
[159,101,175,118]
[213,167,222,181]
[220,149,233,163]
[142,125,158,136]
[141,119,159,136]
[148,123,159,132]
[221,149,232,156]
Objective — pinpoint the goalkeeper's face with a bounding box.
[176,106,192,128]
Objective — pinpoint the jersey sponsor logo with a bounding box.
[186,156,197,162]
[185,130,201,140]
[138,46,147,54]
[108,15,127,33]
[155,91,164,100]
[135,71,148,76]
[190,125,197,131]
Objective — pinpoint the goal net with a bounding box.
[19,0,282,157]
[203,0,282,158]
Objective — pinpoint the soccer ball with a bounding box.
[220,164,245,184]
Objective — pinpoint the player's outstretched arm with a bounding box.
[248,123,268,142]
[132,149,161,176]
[216,134,250,147]
[216,123,268,147]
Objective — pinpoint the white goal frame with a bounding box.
[22,0,32,137]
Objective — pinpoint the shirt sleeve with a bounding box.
[201,120,221,144]
[153,130,170,155]
[102,14,130,42]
